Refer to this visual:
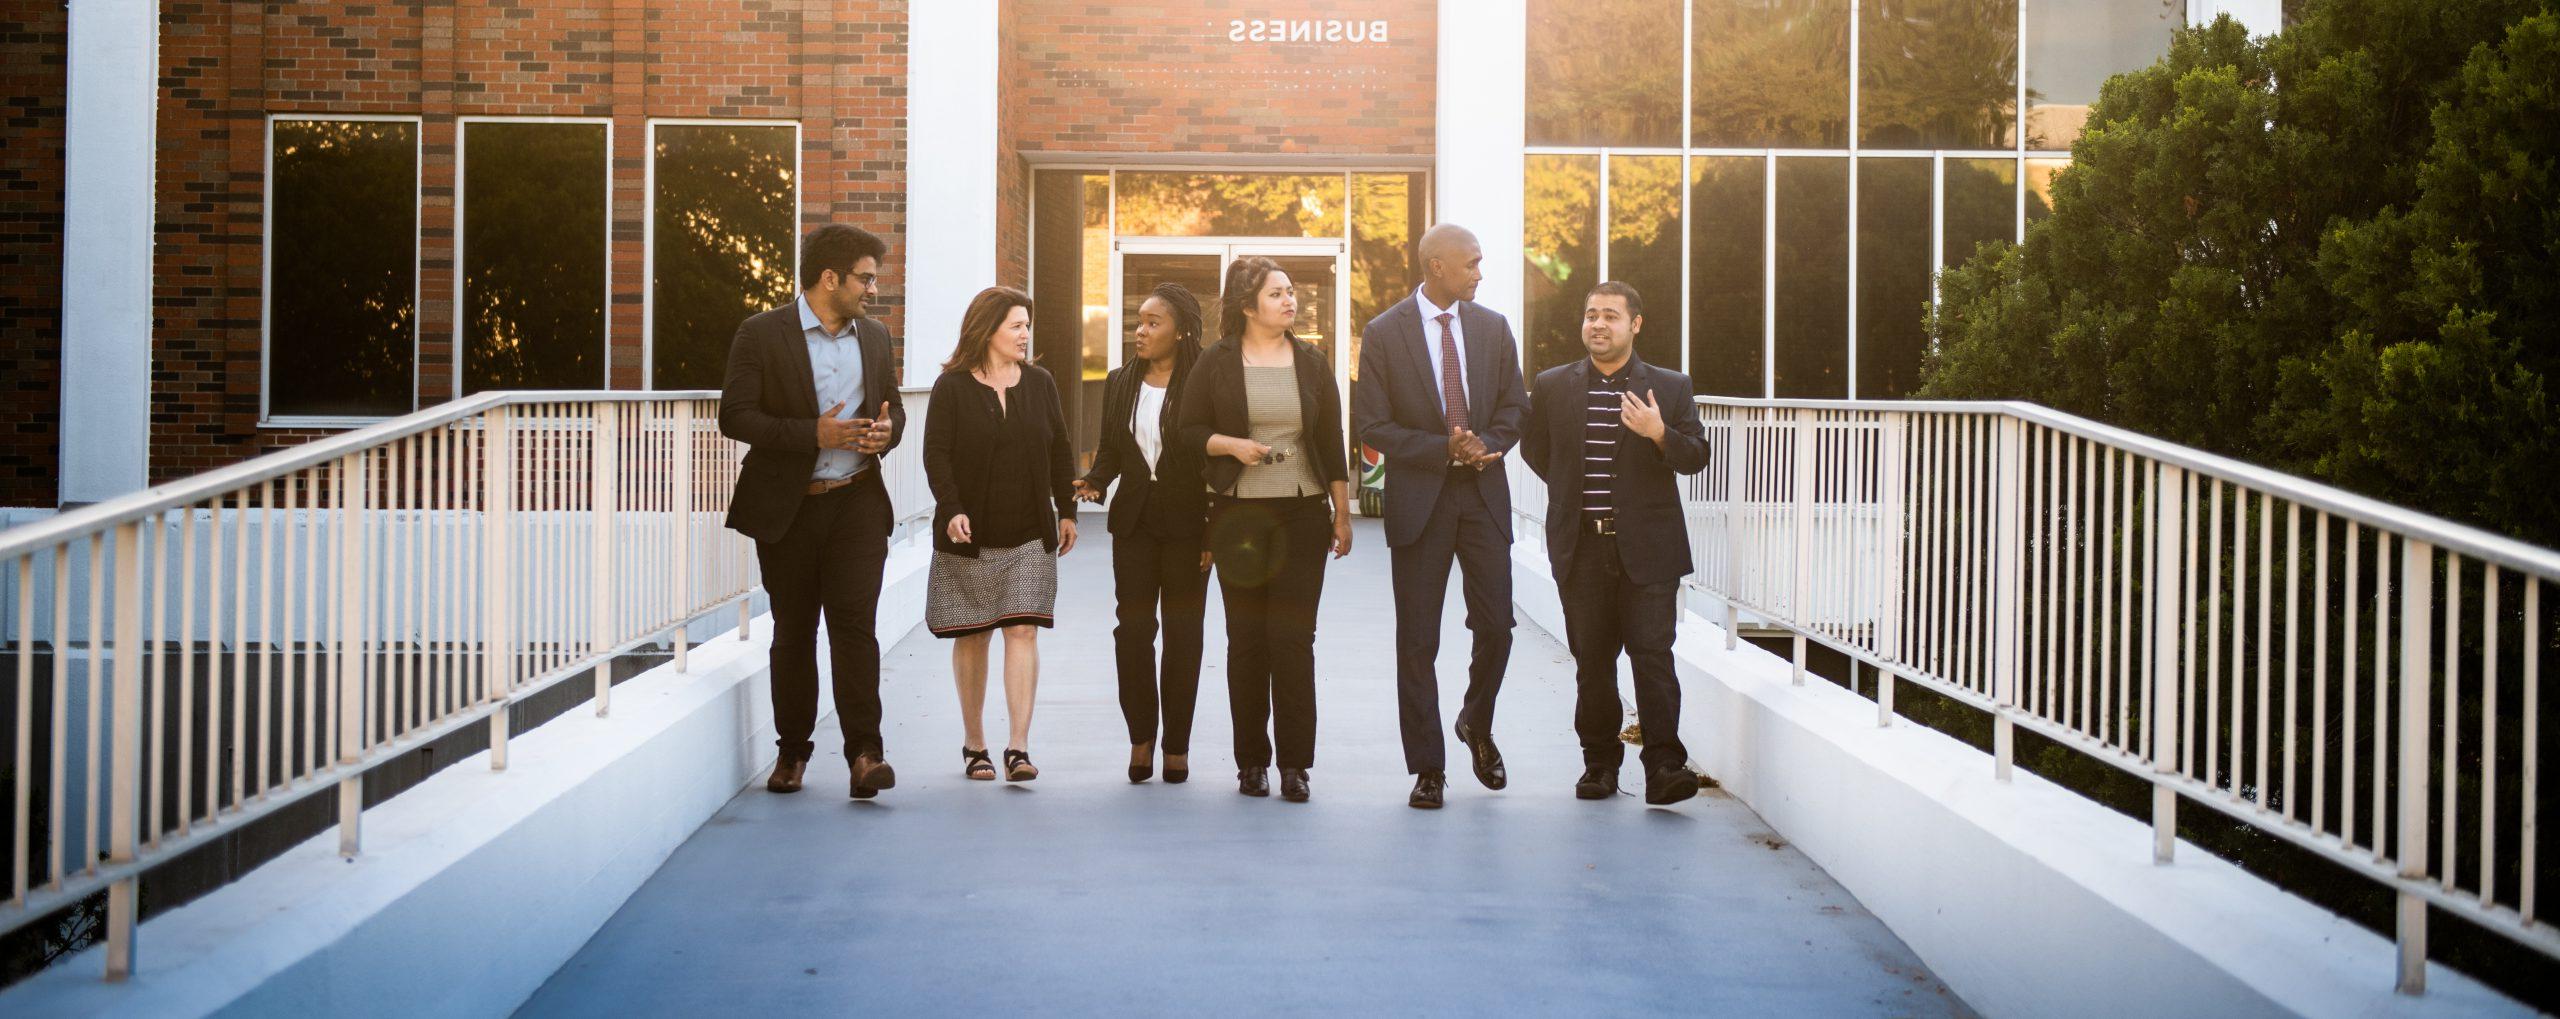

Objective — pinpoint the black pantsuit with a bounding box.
[1209,494,1332,769]
[755,473,893,759]
[1559,534,1686,772]
[1386,480,1512,774]
[1112,527,1208,753]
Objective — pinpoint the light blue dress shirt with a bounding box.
[1414,284,1469,412]
[800,295,872,482]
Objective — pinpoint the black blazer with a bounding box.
[1350,296,1530,548]
[922,365,1077,557]
[1080,361,1208,539]
[1522,358,1710,587]
[1175,337,1350,497]
[717,303,908,544]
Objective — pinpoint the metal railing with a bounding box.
[0,386,929,981]
[1514,395,2556,993]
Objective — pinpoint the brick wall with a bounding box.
[0,0,909,505]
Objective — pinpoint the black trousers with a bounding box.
[1113,525,1209,754]
[754,472,890,762]
[1559,533,1688,774]
[1208,494,1331,770]
[1388,478,1513,774]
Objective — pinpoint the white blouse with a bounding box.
[1133,381,1167,478]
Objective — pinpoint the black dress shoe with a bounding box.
[1455,722,1507,790]
[1280,768,1310,802]
[1575,765,1618,800]
[1409,770,1446,809]
[1645,765,1702,805]
[1238,767,1270,797]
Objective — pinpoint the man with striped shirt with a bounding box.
[1523,281,1711,805]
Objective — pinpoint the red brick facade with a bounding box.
[0,1,909,506]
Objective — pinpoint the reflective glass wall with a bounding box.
[1526,0,2181,398]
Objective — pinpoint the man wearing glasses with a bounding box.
[719,224,908,800]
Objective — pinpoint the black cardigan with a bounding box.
[1174,337,1350,497]
[1080,361,1208,538]
[922,365,1077,557]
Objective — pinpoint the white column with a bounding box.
[2189,0,2283,34]
[1434,0,1529,337]
[901,1,1001,386]
[58,0,159,504]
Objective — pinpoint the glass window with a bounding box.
[1524,155,1602,381]
[1113,172,1345,239]
[1859,0,2020,150]
[268,119,418,420]
[1773,156,1847,398]
[460,121,607,395]
[1349,172,1426,385]
[1528,0,1685,147]
[1032,170,1109,460]
[1692,0,1852,148]
[2025,0,2179,150]
[1689,156,1765,397]
[1856,158,1931,399]
[1606,155,1684,371]
[1942,157,2016,271]
[2026,157,2068,227]
[649,123,796,391]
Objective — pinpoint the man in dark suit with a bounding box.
[1351,223,1531,809]
[718,224,909,800]
[1522,281,1707,805]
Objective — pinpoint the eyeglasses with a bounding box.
[830,268,879,288]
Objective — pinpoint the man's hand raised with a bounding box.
[815,402,861,451]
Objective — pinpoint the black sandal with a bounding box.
[963,747,996,781]
[1004,748,1039,782]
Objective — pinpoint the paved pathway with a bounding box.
[520,519,1968,1017]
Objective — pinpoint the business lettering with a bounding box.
[1226,19,1391,44]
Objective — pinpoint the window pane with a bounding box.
[1942,157,2015,270]
[1112,172,1345,238]
[1524,154,1601,381]
[1081,175,1110,384]
[1774,157,1847,398]
[1856,158,1931,399]
[1032,171,1107,461]
[2026,157,2068,227]
[1606,155,1683,371]
[1349,172,1425,386]
[1689,156,1765,397]
[269,119,417,419]
[649,123,796,391]
[1859,0,2019,150]
[461,121,606,394]
[1692,0,1851,148]
[1528,0,1684,147]
[2025,0,2179,149]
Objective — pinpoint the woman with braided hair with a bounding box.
[1074,282,1213,784]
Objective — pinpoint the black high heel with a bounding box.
[962,747,995,781]
[1163,753,1188,784]
[1004,748,1039,782]
[1129,740,1155,784]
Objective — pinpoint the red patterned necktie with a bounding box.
[1436,312,1467,432]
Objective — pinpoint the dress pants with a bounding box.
[754,472,891,762]
[1208,494,1331,770]
[1388,477,1513,774]
[1559,532,1688,774]
[1113,524,1209,755]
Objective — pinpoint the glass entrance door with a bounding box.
[1114,239,1351,473]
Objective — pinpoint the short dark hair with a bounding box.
[1586,280,1643,319]
[800,224,888,290]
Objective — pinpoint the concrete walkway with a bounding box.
[520,519,1968,1017]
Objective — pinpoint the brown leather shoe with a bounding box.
[766,757,806,794]
[849,753,897,799]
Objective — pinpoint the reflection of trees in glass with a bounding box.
[1524,155,1601,379]
[1860,0,2020,149]
[650,124,795,390]
[1692,0,1852,147]
[1528,0,1685,147]
[1856,158,1931,398]
[2025,0,2179,148]
[1113,173,1345,238]
[270,119,417,418]
[1607,155,1685,370]
[2024,157,2064,224]
[1773,157,1848,397]
[1689,156,1765,397]
[1941,157,2016,268]
[1081,176,1110,381]
[462,122,606,394]
[1349,173,1422,383]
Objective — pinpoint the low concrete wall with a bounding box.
[3,530,933,1018]
[1509,542,2522,1018]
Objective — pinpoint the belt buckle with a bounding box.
[1588,516,1615,537]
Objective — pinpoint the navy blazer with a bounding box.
[716,303,908,544]
[1349,295,1530,548]
[1521,357,1710,587]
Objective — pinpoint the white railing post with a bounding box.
[483,406,514,770]
[672,401,694,673]
[2397,538,2434,994]
[1723,412,1746,651]
[336,453,367,860]
[102,521,142,980]
[2152,463,2186,863]
[591,403,617,716]
[1879,412,1907,727]
[1792,409,1814,684]
[1994,417,2023,782]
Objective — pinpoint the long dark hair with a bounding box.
[1216,256,1295,346]
[1148,281,1203,392]
[942,286,1033,374]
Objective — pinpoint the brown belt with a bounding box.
[805,466,874,496]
